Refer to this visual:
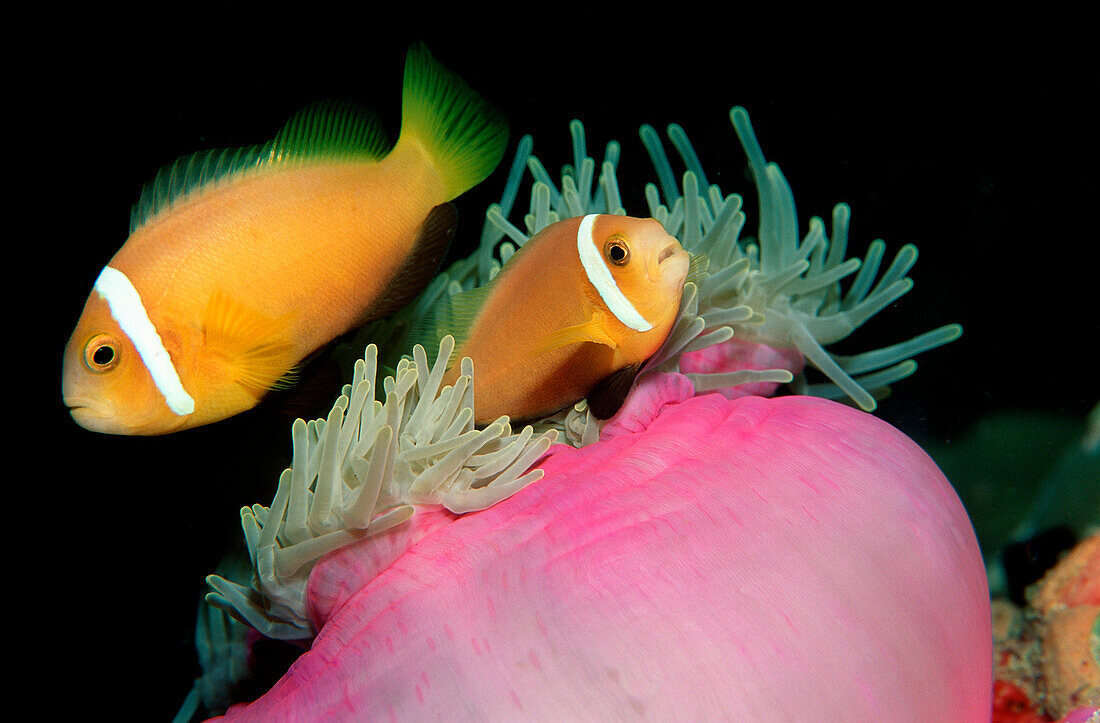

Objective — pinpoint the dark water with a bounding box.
[35,29,1096,719]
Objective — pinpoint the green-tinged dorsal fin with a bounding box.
[399,43,509,201]
[371,202,458,321]
[403,281,494,368]
[202,291,300,395]
[130,144,267,233]
[266,99,391,163]
[130,100,390,234]
[587,361,643,420]
[530,309,618,357]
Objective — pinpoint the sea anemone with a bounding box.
[187,106,986,720]
[358,105,961,444]
[201,375,991,720]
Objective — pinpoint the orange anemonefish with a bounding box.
[407,214,691,424]
[62,45,508,435]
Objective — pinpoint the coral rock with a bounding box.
[1033,534,1100,717]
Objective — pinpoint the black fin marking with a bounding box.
[371,202,458,321]
[587,361,643,420]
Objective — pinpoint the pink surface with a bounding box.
[217,375,992,720]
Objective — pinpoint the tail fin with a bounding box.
[398,43,509,201]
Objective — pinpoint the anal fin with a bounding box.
[371,202,458,321]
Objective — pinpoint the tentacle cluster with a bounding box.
[205,337,556,639]
[363,106,959,444]
[653,107,961,411]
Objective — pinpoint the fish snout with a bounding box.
[644,235,685,281]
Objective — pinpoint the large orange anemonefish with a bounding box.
[407,214,691,424]
[62,45,507,435]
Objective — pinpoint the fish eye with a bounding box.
[83,334,120,373]
[604,236,630,266]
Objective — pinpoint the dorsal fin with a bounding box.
[266,99,391,163]
[130,100,390,233]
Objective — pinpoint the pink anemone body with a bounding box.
[215,363,993,721]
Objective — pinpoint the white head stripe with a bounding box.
[94,266,195,416]
[576,214,653,332]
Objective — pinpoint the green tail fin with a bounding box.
[399,43,509,201]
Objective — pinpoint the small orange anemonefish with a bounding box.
[407,214,691,424]
[62,45,507,435]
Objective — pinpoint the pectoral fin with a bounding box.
[531,309,618,357]
[203,292,300,395]
[687,252,711,284]
[587,362,643,420]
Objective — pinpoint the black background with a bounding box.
[28,23,1096,719]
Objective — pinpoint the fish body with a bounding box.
[63,45,507,435]
[414,214,690,424]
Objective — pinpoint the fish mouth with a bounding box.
[657,243,678,265]
[649,242,691,290]
[65,395,115,424]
